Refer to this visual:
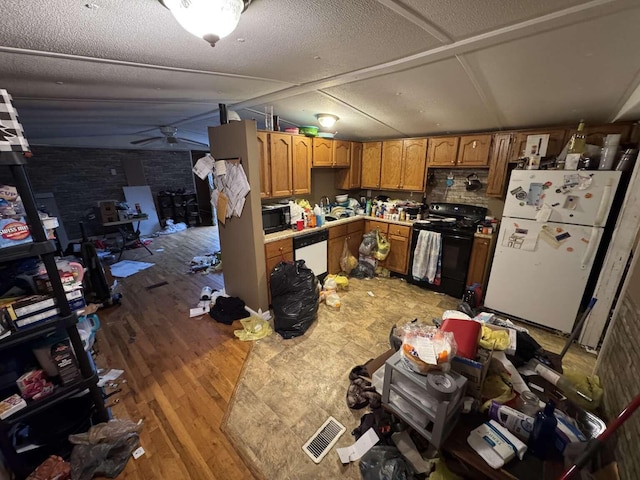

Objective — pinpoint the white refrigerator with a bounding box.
[484,170,622,333]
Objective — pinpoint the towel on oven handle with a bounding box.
[411,230,442,285]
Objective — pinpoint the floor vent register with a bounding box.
[302,416,346,463]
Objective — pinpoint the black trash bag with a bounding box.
[350,261,376,279]
[359,446,416,480]
[270,260,319,339]
[69,419,142,480]
[210,296,250,325]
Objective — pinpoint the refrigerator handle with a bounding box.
[594,178,614,227]
[581,227,600,270]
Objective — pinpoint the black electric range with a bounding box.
[407,203,487,298]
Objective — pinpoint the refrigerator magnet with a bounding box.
[563,195,579,210]
[578,174,593,190]
[584,193,593,199]
[527,183,544,207]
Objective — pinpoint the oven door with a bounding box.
[408,228,474,298]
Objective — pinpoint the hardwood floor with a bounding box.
[93,227,255,480]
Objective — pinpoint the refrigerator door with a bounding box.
[502,170,621,226]
[484,218,603,333]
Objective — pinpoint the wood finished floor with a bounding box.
[94,226,256,480]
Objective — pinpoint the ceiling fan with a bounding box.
[130,126,208,147]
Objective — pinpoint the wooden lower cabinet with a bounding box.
[466,235,495,296]
[384,224,411,274]
[328,235,345,275]
[265,237,293,302]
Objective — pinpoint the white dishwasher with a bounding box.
[293,229,328,280]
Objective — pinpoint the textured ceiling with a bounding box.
[0,0,639,149]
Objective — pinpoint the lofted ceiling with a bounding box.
[1,0,639,150]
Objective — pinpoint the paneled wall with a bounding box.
[25,147,194,239]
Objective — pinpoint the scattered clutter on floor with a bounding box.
[190,252,222,274]
[109,260,154,278]
[157,218,187,235]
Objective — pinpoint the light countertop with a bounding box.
[264,215,495,244]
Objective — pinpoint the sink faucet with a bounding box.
[319,196,330,212]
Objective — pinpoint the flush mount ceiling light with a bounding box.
[316,114,339,128]
[161,0,251,47]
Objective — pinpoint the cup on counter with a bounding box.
[296,220,304,231]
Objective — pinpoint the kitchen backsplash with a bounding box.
[426,168,489,208]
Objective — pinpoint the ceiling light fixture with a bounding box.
[161,0,251,47]
[316,114,339,129]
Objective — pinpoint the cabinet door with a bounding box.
[335,142,362,190]
[364,220,389,234]
[427,137,459,166]
[346,231,363,259]
[385,234,410,274]
[486,133,512,197]
[567,123,632,147]
[509,129,567,162]
[457,134,492,167]
[312,138,334,167]
[292,136,312,195]
[349,142,363,189]
[257,132,271,198]
[269,133,293,197]
[361,142,382,189]
[466,236,491,287]
[333,140,351,167]
[401,138,427,191]
[328,235,345,274]
[380,140,403,189]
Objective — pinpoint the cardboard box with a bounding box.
[99,200,117,224]
[451,347,492,399]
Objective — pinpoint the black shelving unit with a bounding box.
[157,192,201,227]
[0,151,109,479]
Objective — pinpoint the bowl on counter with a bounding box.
[299,126,319,137]
[336,194,348,203]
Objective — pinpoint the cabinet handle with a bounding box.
[472,141,477,148]
[451,160,455,164]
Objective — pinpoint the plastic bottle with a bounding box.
[313,204,323,227]
[599,134,621,170]
[528,400,558,460]
[200,286,212,301]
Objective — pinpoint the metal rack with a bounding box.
[0,151,109,478]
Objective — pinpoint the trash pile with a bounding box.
[190,252,222,273]
[348,228,390,279]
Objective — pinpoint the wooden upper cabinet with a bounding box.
[335,142,362,190]
[292,136,312,195]
[269,133,293,198]
[380,140,403,189]
[457,134,492,167]
[312,137,334,167]
[486,133,512,198]
[401,138,428,191]
[509,129,567,162]
[566,123,632,147]
[333,140,351,167]
[361,142,383,189]
[257,131,271,198]
[427,137,459,166]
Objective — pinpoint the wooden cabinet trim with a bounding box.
[328,224,348,239]
[265,238,293,259]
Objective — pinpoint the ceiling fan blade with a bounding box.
[131,137,162,145]
[180,138,210,147]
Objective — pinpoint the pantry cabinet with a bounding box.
[335,142,363,190]
[457,134,492,167]
[380,138,427,191]
[427,136,459,166]
[361,142,383,189]
[466,235,496,296]
[292,136,312,195]
[486,133,513,197]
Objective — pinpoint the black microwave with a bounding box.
[262,204,291,234]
